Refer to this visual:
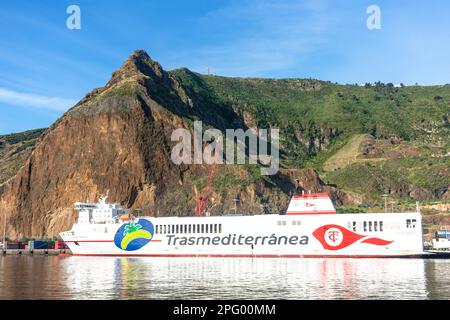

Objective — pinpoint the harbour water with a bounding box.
[0,256,449,300]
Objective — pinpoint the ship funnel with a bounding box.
[286,193,336,215]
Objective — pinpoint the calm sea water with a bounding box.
[0,256,449,300]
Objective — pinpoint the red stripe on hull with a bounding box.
[69,253,426,259]
[286,211,336,215]
[65,240,162,243]
[65,240,113,243]
[292,193,330,199]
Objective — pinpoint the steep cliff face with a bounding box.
[0,51,342,238]
[0,129,45,185]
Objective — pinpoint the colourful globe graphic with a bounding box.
[114,219,154,251]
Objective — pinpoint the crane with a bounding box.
[195,142,220,217]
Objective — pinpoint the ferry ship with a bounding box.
[432,228,450,251]
[60,192,427,258]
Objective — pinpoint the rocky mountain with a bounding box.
[0,50,448,238]
[0,51,343,238]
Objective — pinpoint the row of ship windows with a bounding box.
[353,219,416,232]
[155,224,223,235]
[277,220,302,226]
[278,219,417,231]
[352,221,384,232]
[278,220,385,231]
[406,219,417,229]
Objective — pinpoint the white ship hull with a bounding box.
[60,212,426,258]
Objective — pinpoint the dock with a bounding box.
[423,250,450,259]
[1,249,71,256]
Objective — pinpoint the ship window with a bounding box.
[219,224,222,233]
[363,221,367,232]
[214,224,218,233]
[188,224,192,234]
[412,219,417,228]
[155,225,158,234]
[380,221,383,232]
[172,225,175,234]
[406,219,411,228]
[374,221,378,232]
[201,224,204,233]
[352,221,356,232]
[210,224,214,233]
[369,221,372,232]
[197,224,200,233]
[183,224,187,233]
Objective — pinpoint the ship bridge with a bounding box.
[286,192,336,215]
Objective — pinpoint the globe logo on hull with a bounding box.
[114,219,154,251]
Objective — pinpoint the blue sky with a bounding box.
[1,0,450,134]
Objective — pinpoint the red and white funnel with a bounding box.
[286,192,336,215]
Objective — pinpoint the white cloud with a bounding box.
[0,87,77,111]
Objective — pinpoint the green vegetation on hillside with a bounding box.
[170,70,449,203]
[323,157,449,203]
[0,128,46,184]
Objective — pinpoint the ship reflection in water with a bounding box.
[0,256,449,299]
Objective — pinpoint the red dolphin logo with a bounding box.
[313,224,393,251]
